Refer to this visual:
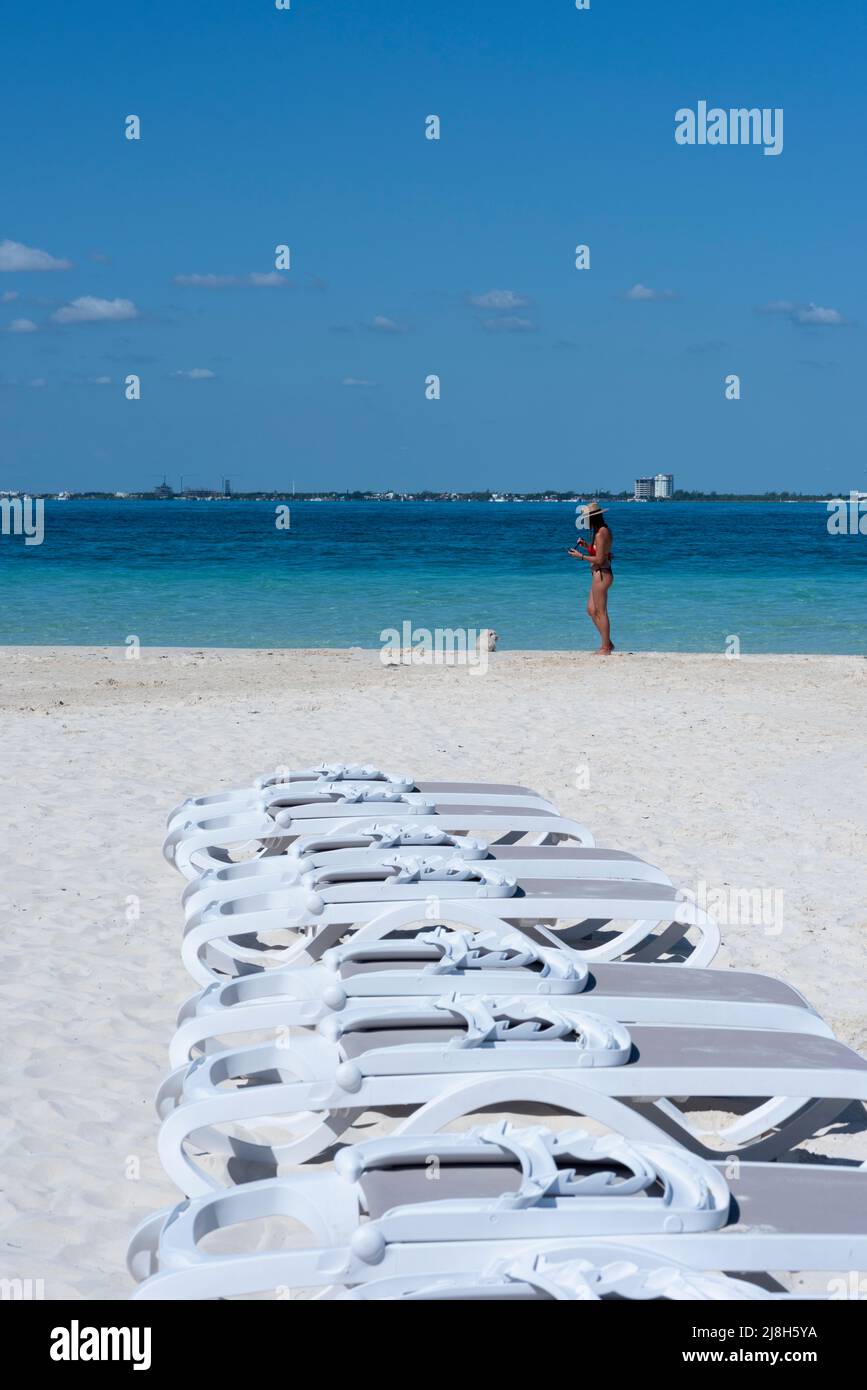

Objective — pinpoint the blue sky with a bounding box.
[1,0,864,493]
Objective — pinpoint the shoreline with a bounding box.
[3,645,864,658]
[2,645,862,652]
[3,646,864,712]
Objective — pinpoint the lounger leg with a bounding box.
[720,1097,855,1161]
[620,1097,855,1162]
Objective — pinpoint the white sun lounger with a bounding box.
[167,765,556,830]
[324,1251,792,1301]
[154,995,867,1190]
[168,921,831,1067]
[128,1122,867,1297]
[179,831,672,922]
[164,793,596,879]
[179,857,720,985]
[167,783,559,848]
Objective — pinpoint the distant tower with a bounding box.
[653,473,674,499]
[223,477,232,497]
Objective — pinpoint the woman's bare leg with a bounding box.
[586,590,600,639]
[593,574,614,653]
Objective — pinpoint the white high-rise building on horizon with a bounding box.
[654,472,674,499]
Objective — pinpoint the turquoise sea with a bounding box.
[1,500,864,652]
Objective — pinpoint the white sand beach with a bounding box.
[2,646,866,1298]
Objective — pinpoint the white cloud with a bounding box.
[28,378,47,388]
[341,377,378,387]
[0,239,71,272]
[623,283,678,302]
[90,376,112,385]
[8,318,37,333]
[51,296,138,325]
[468,289,529,310]
[758,298,847,327]
[480,315,537,333]
[795,303,845,327]
[172,367,216,380]
[172,272,288,288]
[368,315,407,333]
[2,290,19,303]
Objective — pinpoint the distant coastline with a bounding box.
[7,489,848,504]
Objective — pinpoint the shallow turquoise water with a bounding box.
[1,501,864,652]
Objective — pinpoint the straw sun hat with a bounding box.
[577,499,605,527]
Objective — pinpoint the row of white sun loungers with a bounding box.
[129,762,867,1300]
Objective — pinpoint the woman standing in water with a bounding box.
[568,500,615,654]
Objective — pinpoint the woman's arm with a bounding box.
[571,529,611,562]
